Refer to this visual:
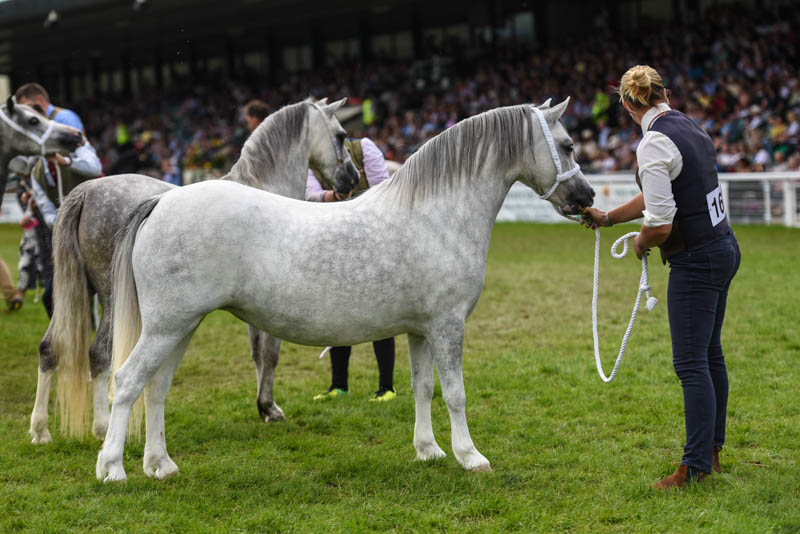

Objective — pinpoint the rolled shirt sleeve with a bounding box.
[67,142,103,178]
[636,131,682,227]
[360,137,390,186]
[305,169,325,202]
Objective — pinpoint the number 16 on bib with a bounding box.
[706,184,726,226]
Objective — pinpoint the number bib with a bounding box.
[706,184,726,227]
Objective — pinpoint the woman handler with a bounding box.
[306,136,396,402]
[582,65,741,489]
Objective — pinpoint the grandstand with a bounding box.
[1,0,798,225]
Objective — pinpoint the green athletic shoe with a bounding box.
[313,387,348,401]
[370,388,396,402]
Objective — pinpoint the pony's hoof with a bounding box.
[30,428,52,444]
[259,401,286,423]
[470,463,492,472]
[144,454,179,480]
[266,404,285,422]
[97,451,127,483]
[92,422,108,440]
[415,443,447,461]
[457,450,491,472]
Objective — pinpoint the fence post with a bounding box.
[784,179,796,228]
[762,180,771,224]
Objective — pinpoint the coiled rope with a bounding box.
[592,228,658,383]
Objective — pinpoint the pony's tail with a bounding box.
[52,190,92,439]
[110,194,163,441]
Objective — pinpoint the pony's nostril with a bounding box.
[590,189,596,198]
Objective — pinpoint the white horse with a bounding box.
[31,98,358,444]
[98,98,594,482]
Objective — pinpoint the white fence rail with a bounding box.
[3,172,800,226]
[496,172,800,227]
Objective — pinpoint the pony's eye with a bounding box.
[28,116,40,126]
[564,145,574,154]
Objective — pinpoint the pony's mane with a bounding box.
[224,101,310,188]
[368,105,536,206]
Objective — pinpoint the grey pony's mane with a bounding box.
[367,104,536,206]
[223,101,310,188]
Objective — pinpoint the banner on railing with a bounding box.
[2,173,798,226]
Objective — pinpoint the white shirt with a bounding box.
[305,138,390,201]
[637,103,683,227]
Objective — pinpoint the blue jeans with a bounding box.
[667,231,741,473]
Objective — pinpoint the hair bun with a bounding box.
[631,67,651,87]
[617,65,664,107]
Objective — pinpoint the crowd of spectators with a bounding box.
[72,3,800,183]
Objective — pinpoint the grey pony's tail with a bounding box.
[110,194,163,441]
[51,189,92,438]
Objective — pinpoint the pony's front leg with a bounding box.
[248,325,285,422]
[429,323,490,472]
[407,334,446,461]
[30,325,58,444]
[30,366,55,444]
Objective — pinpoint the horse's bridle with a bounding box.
[0,102,57,157]
[313,103,348,179]
[531,106,581,201]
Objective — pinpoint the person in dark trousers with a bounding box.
[306,136,396,402]
[582,65,741,489]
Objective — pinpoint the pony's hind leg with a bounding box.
[407,333,446,461]
[248,325,285,422]
[97,328,193,483]
[428,322,490,472]
[143,331,194,480]
[29,326,58,444]
[89,299,113,439]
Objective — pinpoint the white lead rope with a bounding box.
[591,228,658,383]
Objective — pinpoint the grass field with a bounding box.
[1,221,798,533]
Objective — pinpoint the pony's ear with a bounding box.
[539,98,552,109]
[6,95,14,114]
[317,97,329,106]
[324,97,347,114]
[546,97,570,122]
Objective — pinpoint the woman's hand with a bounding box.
[634,235,650,260]
[580,207,609,229]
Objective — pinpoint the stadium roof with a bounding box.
[0,0,644,80]
[0,0,480,76]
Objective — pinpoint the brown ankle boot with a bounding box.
[653,465,707,490]
[712,446,721,474]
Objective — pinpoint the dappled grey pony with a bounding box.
[32,98,358,444]
[97,98,594,482]
[0,96,84,210]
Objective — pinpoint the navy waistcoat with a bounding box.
[645,110,731,262]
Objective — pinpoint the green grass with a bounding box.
[1,222,798,533]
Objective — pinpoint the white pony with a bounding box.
[29,97,358,444]
[98,98,594,482]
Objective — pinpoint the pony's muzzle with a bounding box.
[58,128,84,152]
[563,182,595,215]
[335,161,360,194]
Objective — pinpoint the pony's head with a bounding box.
[307,98,360,194]
[519,98,594,216]
[0,96,83,157]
